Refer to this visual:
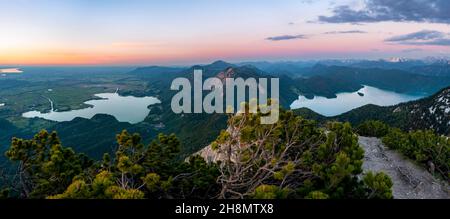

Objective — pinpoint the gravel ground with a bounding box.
[359,136,449,199]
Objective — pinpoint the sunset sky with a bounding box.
[1,0,449,65]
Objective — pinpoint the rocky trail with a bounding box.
[359,136,449,199]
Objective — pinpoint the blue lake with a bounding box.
[290,85,424,117]
[22,93,161,124]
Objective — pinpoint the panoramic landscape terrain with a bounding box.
[0,0,449,200]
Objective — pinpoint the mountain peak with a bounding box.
[211,60,229,64]
[208,60,234,68]
[385,57,410,63]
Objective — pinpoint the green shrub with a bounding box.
[356,120,390,137]
[382,129,450,180]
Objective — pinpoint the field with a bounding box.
[0,67,157,159]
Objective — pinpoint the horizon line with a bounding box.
[1,56,448,68]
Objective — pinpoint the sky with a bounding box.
[0,0,449,65]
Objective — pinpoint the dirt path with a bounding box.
[358,136,449,199]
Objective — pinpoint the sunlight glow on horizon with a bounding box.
[1,0,449,66]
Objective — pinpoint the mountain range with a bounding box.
[1,59,450,163]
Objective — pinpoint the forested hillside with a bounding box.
[0,109,393,199]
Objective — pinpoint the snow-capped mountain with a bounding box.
[393,87,450,135]
[385,57,411,63]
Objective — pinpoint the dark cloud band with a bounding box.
[323,30,367,34]
[385,30,450,46]
[319,0,450,24]
[265,35,306,41]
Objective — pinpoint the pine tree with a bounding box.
[4,130,92,198]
